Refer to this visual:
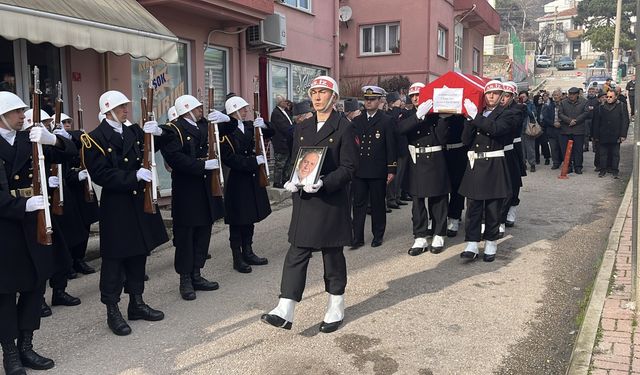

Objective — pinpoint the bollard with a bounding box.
[558,139,574,179]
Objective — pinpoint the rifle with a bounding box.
[31,66,53,245]
[207,70,223,197]
[140,67,157,214]
[76,95,95,202]
[253,91,269,188]
[50,81,64,215]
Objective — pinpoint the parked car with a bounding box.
[556,56,575,70]
[536,55,552,68]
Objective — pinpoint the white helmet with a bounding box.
[167,106,178,122]
[408,82,425,96]
[484,80,504,94]
[307,75,339,97]
[0,91,27,116]
[225,96,249,115]
[175,95,202,117]
[23,109,52,130]
[99,90,130,114]
[98,112,106,123]
[502,81,517,95]
[53,113,72,123]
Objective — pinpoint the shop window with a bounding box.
[360,23,400,55]
[0,38,15,93]
[437,26,447,58]
[204,46,229,111]
[268,60,327,111]
[283,0,311,12]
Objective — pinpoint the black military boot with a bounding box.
[231,247,252,273]
[127,294,164,321]
[106,304,131,336]
[179,274,196,301]
[51,289,81,306]
[17,331,54,370]
[191,269,219,291]
[2,340,26,375]
[242,244,268,266]
[73,259,96,275]
[40,301,52,318]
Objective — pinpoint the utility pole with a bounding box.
[553,7,558,65]
[611,0,623,80]
[632,0,640,302]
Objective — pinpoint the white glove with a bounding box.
[256,155,266,165]
[78,169,89,181]
[136,168,152,182]
[204,159,220,170]
[207,110,230,123]
[416,99,433,119]
[463,99,478,120]
[25,196,45,212]
[48,176,59,188]
[29,126,57,145]
[53,128,72,140]
[143,120,162,136]
[303,179,323,194]
[283,181,299,193]
[253,117,267,129]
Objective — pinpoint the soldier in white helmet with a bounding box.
[81,90,169,336]
[0,91,77,374]
[261,75,358,334]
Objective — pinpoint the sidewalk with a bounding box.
[568,182,637,374]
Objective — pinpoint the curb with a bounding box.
[566,181,633,374]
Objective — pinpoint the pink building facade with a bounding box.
[338,0,500,96]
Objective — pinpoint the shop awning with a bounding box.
[0,0,179,63]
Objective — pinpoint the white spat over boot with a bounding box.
[261,298,296,330]
[319,294,344,333]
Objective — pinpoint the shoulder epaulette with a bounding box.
[80,133,105,156]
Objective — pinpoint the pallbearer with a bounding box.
[261,75,357,333]
[81,90,169,336]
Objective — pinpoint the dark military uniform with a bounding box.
[160,117,225,275]
[219,120,273,261]
[386,106,409,207]
[82,120,169,305]
[442,115,468,225]
[500,101,525,225]
[281,110,358,301]
[351,110,397,245]
[398,113,450,238]
[459,106,513,242]
[0,131,75,343]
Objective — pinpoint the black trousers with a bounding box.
[594,140,601,168]
[447,191,465,220]
[280,246,346,302]
[49,271,68,291]
[535,133,551,161]
[228,224,254,249]
[352,177,387,242]
[465,198,502,242]
[560,134,584,169]
[100,255,146,305]
[173,225,212,274]
[548,135,563,167]
[70,227,90,260]
[387,156,408,204]
[0,283,45,342]
[599,143,621,172]
[412,195,448,238]
[630,95,635,115]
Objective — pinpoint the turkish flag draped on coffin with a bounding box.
[419,71,489,117]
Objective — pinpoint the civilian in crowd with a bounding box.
[592,90,629,179]
[270,95,295,188]
[519,91,538,172]
[540,89,563,169]
[558,87,589,174]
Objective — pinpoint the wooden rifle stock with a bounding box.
[253,92,269,187]
[76,95,95,202]
[207,87,223,197]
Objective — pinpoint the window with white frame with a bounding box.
[283,0,311,12]
[360,23,400,55]
[472,48,480,73]
[453,23,463,71]
[437,26,447,58]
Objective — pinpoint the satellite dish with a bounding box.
[338,6,352,22]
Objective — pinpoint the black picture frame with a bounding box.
[290,146,327,187]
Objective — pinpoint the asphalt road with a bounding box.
[34,140,632,375]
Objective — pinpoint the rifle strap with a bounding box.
[167,123,184,146]
[80,133,105,171]
[220,135,235,154]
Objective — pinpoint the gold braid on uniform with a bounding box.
[80,133,105,169]
[220,135,235,153]
[167,123,184,146]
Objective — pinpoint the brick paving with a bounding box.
[591,205,637,374]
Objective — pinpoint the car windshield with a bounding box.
[559,57,572,61]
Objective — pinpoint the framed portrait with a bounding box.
[290,146,327,187]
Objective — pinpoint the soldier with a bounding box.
[350,86,397,248]
[0,91,77,374]
[219,95,273,273]
[261,75,357,333]
[157,94,226,300]
[398,97,450,255]
[442,114,467,237]
[459,81,513,262]
[385,91,408,210]
[270,95,294,188]
[82,90,169,336]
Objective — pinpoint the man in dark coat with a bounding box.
[82,90,169,336]
[385,91,408,209]
[261,75,357,334]
[350,85,397,248]
[0,91,77,374]
[270,95,294,188]
[459,81,514,263]
[398,100,450,255]
[442,114,467,237]
[558,87,589,174]
[593,90,630,178]
[157,94,226,300]
[219,95,273,273]
[499,82,523,232]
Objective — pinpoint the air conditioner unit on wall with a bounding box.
[247,13,287,50]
